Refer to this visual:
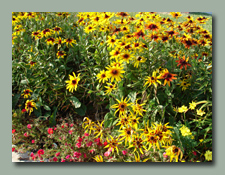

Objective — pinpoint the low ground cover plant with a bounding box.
[12,12,212,162]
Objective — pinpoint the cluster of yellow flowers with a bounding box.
[175,100,208,117]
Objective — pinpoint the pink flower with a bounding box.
[89,149,94,153]
[65,155,71,159]
[65,123,69,127]
[53,157,58,162]
[30,152,34,157]
[31,140,35,144]
[122,150,127,155]
[37,149,44,155]
[86,141,93,147]
[84,133,89,137]
[55,152,60,157]
[54,127,57,130]
[24,133,28,137]
[104,151,111,157]
[70,124,74,127]
[163,152,168,158]
[76,142,82,148]
[47,128,53,134]
[27,124,32,129]
[73,152,82,158]
[69,130,73,134]
[61,158,66,162]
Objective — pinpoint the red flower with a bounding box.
[12,129,16,134]
[22,109,26,113]
[47,128,53,134]
[193,151,197,156]
[77,137,83,143]
[175,56,191,70]
[97,142,103,146]
[89,149,94,153]
[94,138,101,143]
[61,158,66,162]
[37,149,44,155]
[160,69,177,87]
[12,148,15,152]
[53,157,58,162]
[32,140,35,144]
[70,124,74,127]
[104,141,108,146]
[30,152,34,157]
[86,141,93,147]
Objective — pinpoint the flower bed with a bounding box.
[12,12,212,162]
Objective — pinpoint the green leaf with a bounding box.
[75,103,87,116]
[104,112,115,128]
[88,90,93,94]
[34,107,42,118]
[49,107,57,127]
[20,79,29,85]
[113,118,119,126]
[70,96,81,108]
[128,91,137,103]
[12,93,21,109]
[44,105,51,111]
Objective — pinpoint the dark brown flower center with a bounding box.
[54,27,60,31]
[27,102,32,108]
[120,104,125,108]
[112,69,118,75]
[174,148,178,153]
[137,57,142,61]
[72,80,77,85]
[25,90,30,94]
[123,54,129,59]
[58,51,64,56]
